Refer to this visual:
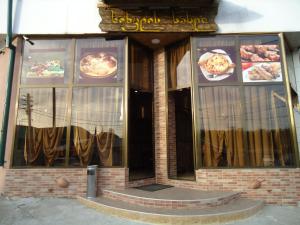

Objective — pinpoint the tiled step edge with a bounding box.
[77,196,264,225]
[102,189,241,209]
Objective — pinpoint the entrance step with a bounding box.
[102,187,241,209]
[77,196,263,225]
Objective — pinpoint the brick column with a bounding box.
[168,95,177,177]
[154,48,168,183]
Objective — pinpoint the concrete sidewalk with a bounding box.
[0,197,299,225]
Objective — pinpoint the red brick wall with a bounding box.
[128,177,156,188]
[2,168,127,197]
[3,169,86,197]
[155,169,300,206]
[97,168,127,192]
[195,169,300,205]
[168,95,177,177]
[154,48,168,184]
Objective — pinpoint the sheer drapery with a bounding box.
[167,40,191,90]
[96,128,115,167]
[43,127,64,166]
[73,126,94,166]
[16,88,68,166]
[199,87,244,167]
[129,42,152,91]
[24,127,43,164]
[244,86,293,167]
[71,87,123,166]
[199,85,294,168]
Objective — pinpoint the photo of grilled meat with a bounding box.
[243,62,282,82]
[240,44,280,62]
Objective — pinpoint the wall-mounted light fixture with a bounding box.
[23,36,35,45]
[151,38,160,44]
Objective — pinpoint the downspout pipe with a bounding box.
[0,0,15,166]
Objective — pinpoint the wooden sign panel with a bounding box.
[98,4,218,32]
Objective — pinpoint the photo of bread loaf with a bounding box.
[198,49,236,81]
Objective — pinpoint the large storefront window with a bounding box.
[198,86,244,167]
[13,38,126,167]
[192,35,296,168]
[70,87,123,167]
[14,88,68,166]
[244,85,294,167]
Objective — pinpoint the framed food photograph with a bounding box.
[75,38,125,84]
[194,37,238,84]
[239,35,283,83]
[21,40,71,85]
[242,62,283,82]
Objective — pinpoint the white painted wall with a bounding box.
[1,0,300,35]
[0,0,103,34]
[215,0,300,33]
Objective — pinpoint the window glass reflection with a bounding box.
[198,86,244,167]
[244,85,294,167]
[167,40,191,90]
[21,40,72,85]
[70,87,123,166]
[13,88,68,166]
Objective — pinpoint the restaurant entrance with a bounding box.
[127,34,195,181]
[128,40,154,180]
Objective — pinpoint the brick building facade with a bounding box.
[1,0,300,207]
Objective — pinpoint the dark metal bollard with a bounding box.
[87,165,98,198]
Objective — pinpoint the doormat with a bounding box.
[134,184,173,192]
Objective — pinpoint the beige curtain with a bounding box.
[270,91,289,166]
[43,127,64,166]
[245,87,274,166]
[200,87,244,167]
[73,126,94,166]
[167,40,190,89]
[129,42,152,91]
[96,128,115,167]
[200,86,293,167]
[245,87,292,167]
[24,127,43,164]
[71,87,123,166]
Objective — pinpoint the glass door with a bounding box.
[166,39,196,180]
[128,40,155,180]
